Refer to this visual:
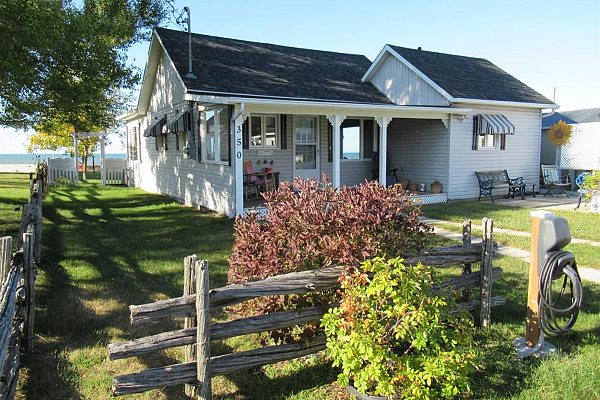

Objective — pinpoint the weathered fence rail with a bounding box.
[0,166,45,400]
[109,219,502,398]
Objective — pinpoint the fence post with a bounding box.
[196,260,211,400]
[17,205,30,249]
[34,183,42,265]
[23,230,36,352]
[0,237,12,286]
[461,220,472,302]
[479,218,494,327]
[184,255,198,398]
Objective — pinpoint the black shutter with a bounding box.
[363,120,374,159]
[176,133,180,151]
[500,134,506,150]
[280,114,287,149]
[472,116,479,150]
[242,118,249,149]
[328,124,333,163]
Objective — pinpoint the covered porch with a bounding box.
[186,93,470,216]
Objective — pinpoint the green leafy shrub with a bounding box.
[322,257,477,400]
[582,170,600,201]
[228,176,431,342]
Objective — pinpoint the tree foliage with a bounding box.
[0,0,173,131]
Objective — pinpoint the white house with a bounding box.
[120,28,556,217]
[541,108,600,177]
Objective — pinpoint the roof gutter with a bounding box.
[453,98,559,110]
[185,93,472,116]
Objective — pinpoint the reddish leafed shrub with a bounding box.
[227,175,432,341]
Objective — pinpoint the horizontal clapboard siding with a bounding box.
[370,54,450,106]
[387,118,449,191]
[125,53,235,217]
[449,105,542,200]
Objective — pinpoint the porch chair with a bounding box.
[574,172,591,210]
[372,151,398,186]
[243,161,276,198]
[541,165,570,198]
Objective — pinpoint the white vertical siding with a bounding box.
[370,54,450,107]
[448,105,542,200]
[387,118,449,191]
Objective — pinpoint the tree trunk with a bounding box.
[82,148,88,180]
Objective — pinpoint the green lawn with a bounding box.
[3,177,598,399]
[422,200,600,242]
[0,173,33,248]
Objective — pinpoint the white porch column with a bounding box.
[73,133,79,185]
[376,117,392,187]
[100,133,106,186]
[233,111,249,217]
[326,115,346,188]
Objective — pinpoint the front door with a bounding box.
[293,116,320,180]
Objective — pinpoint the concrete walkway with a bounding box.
[428,224,600,284]
[422,217,600,247]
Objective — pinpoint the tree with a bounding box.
[0,0,174,130]
[28,115,105,179]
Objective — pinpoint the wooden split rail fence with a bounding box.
[0,168,45,400]
[108,219,502,399]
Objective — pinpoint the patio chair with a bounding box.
[372,151,398,186]
[243,161,275,198]
[574,172,591,210]
[541,165,570,198]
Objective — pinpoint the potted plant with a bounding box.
[398,178,410,191]
[431,180,442,194]
[408,183,418,192]
[322,257,476,400]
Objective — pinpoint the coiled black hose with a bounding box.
[538,250,583,335]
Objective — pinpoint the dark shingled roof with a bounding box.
[156,27,393,104]
[388,45,554,105]
[542,112,577,128]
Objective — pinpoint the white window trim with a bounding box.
[341,118,372,161]
[249,114,279,149]
[200,106,230,165]
[477,133,501,151]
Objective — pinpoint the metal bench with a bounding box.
[475,170,525,203]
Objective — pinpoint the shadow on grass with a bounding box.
[19,182,234,399]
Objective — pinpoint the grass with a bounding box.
[432,220,600,271]
[0,173,33,248]
[422,200,600,242]
[1,176,597,399]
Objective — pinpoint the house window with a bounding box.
[339,118,374,160]
[156,133,167,151]
[250,115,278,148]
[177,130,187,151]
[129,126,138,160]
[200,106,229,163]
[478,134,500,150]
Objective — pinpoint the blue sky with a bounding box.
[2,0,598,154]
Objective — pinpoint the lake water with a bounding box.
[0,154,126,164]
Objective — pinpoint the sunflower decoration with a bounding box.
[548,120,573,146]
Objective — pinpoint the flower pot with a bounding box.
[347,385,402,400]
[398,178,409,190]
[408,183,418,192]
[431,182,442,194]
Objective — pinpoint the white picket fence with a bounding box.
[47,158,77,185]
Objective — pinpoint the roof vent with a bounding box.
[417,47,422,51]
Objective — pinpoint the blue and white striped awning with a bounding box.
[476,114,515,135]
